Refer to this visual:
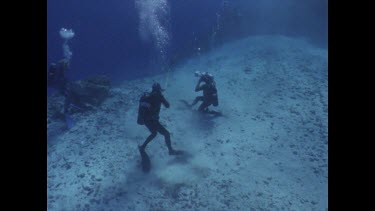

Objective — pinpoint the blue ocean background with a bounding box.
[47,0,327,85]
[47,0,328,210]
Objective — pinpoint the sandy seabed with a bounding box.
[47,35,328,211]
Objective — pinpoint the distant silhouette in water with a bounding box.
[47,59,74,129]
[47,59,70,95]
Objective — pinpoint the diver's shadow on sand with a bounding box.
[179,100,223,131]
[95,151,195,208]
[91,157,152,209]
[167,150,193,165]
[191,111,222,131]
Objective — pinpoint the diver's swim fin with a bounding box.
[179,100,192,109]
[169,149,185,156]
[138,146,151,173]
[207,110,223,116]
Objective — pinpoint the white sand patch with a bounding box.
[155,152,215,186]
[48,35,327,211]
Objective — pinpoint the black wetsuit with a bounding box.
[139,90,174,153]
[47,63,68,96]
[47,61,73,118]
[191,81,218,113]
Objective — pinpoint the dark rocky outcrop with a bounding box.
[47,75,111,140]
[66,75,111,112]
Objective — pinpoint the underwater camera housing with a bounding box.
[195,71,214,83]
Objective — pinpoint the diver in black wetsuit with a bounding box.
[47,59,69,95]
[47,59,76,127]
[137,83,183,159]
[189,72,220,115]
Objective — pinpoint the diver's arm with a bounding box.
[195,84,205,92]
[161,95,170,108]
[195,79,205,92]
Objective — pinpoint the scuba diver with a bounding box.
[47,59,76,128]
[186,71,220,115]
[137,83,183,172]
[47,59,69,95]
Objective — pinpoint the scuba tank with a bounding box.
[212,86,219,107]
[207,82,219,107]
[137,93,151,125]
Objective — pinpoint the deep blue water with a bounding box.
[47,0,327,85]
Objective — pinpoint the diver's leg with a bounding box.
[198,100,211,112]
[155,122,173,152]
[199,101,222,116]
[156,122,182,155]
[139,120,156,173]
[140,121,158,151]
[191,96,204,107]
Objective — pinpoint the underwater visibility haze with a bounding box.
[47,0,328,210]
